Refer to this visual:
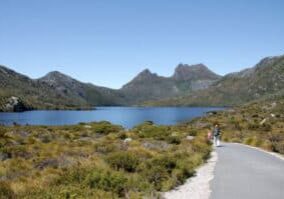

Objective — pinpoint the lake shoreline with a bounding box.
[0,106,225,128]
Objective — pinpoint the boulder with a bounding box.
[1,96,32,112]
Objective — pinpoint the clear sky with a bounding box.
[0,0,283,89]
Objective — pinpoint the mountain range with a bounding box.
[120,64,221,104]
[0,54,283,111]
[148,55,284,106]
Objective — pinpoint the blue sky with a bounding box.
[0,0,283,88]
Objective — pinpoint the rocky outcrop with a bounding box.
[172,63,220,81]
[0,97,32,112]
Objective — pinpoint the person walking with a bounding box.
[213,124,221,147]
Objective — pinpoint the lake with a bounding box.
[0,107,224,129]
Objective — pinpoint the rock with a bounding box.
[35,159,59,170]
[35,156,74,170]
[143,141,170,150]
[2,96,32,112]
[123,138,132,143]
[9,130,30,138]
[186,136,195,140]
[260,118,267,125]
[271,102,277,108]
[207,111,218,115]
[0,152,11,161]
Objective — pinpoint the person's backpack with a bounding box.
[213,127,220,136]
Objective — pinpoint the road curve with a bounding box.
[210,143,284,199]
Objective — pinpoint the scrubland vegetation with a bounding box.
[193,97,284,155]
[1,96,282,198]
[0,121,211,198]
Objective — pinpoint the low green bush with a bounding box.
[91,122,123,135]
[106,151,141,172]
[273,141,284,154]
[133,122,170,140]
[166,135,182,144]
[86,169,127,196]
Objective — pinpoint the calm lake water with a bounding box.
[0,107,224,129]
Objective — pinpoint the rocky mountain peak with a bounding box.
[39,71,74,84]
[175,63,207,70]
[139,69,154,76]
[131,69,158,82]
[256,56,276,68]
[254,55,284,71]
[173,63,220,81]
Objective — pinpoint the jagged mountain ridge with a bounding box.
[172,63,220,81]
[147,55,284,106]
[120,64,221,104]
[1,54,283,111]
[0,62,220,111]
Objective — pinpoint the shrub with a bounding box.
[268,132,284,154]
[191,138,211,159]
[244,137,254,145]
[139,154,179,190]
[188,130,197,136]
[94,142,119,154]
[133,123,170,140]
[91,122,123,135]
[0,181,15,199]
[39,133,53,143]
[273,141,284,154]
[126,174,153,193]
[86,169,127,196]
[261,123,272,131]
[166,135,181,144]
[117,132,127,140]
[106,151,140,172]
[141,164,170,191]
[248,123,260,130]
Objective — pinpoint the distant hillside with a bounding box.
[147,55,284,106]
[121,64,221,104]
[38,71,126,106]
[0,66,126,111]
[0,65,85,111]
[1,54,283,111]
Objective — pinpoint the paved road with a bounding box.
[210,143,284,199]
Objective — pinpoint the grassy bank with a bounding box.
[0,121,211,198]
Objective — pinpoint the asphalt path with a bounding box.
[210,143,284,199]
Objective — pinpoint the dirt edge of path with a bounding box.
[163,150,218,199]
